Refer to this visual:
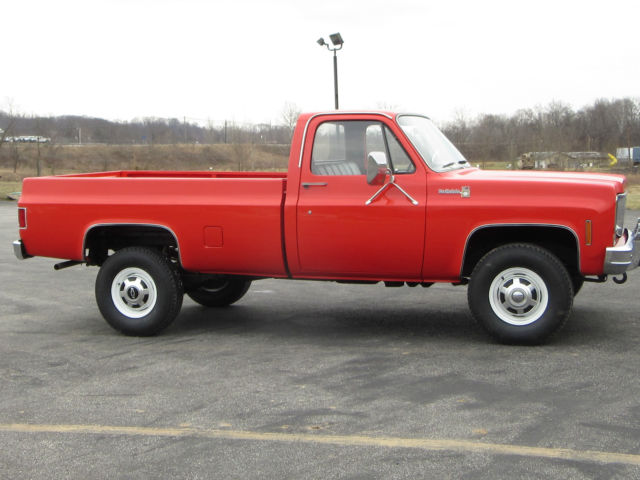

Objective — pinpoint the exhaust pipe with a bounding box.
[54,260,83,271]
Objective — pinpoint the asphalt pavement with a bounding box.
[1,201,639,479]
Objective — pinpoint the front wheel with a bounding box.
[468,244,573,345]
[95,247,183,336]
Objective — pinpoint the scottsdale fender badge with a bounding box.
[438,186,471,198]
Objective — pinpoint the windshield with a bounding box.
[397,115,469,172]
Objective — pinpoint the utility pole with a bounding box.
[333,49,339,109]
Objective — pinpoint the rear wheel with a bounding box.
[468,244,573,344]
[95,247,183,336]
[187,278,251,307]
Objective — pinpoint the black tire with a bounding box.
[571,275,584,297]
[468,244,573,345]
[95,247,183,336]
[187,278,251,307]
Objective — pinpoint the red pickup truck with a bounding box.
[13,112,640,344]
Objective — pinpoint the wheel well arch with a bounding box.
[461,225,580,278]
[83,224,181,266]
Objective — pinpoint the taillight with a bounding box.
[18,207,27,229]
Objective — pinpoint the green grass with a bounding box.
[627,185,640,210]
[0,180,22,201]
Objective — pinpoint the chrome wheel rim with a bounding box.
[111,268,157,318]
[489,267,548,326]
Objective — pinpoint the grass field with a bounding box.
[0,143,290,200]
[0,181,22,200]
[1,144,639,208]
[628,184,640,210]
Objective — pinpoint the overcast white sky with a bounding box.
[1,0,639,125]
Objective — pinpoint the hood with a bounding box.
[430,168,627,221]
[449,168,626,193]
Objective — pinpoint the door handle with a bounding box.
[302,182,328,188]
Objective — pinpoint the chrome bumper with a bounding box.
[13,240,31,260]
[603,219,640,275]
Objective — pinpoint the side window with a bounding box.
[311,120,415,176]
[311,122,363,176]
[385,127,415,174]
[311,123,345,165]
[365,124,385,156]
[364,124,416,175]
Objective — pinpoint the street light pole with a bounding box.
[317,33,344,110]
[332,49,339,110]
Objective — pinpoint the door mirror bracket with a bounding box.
[365,152,418,206]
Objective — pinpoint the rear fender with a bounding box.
[83,223,181,266]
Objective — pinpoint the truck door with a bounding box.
[296,118,426,279]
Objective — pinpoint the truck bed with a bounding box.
[19,171,289,276]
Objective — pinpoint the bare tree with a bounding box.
[0,99,18,151]
[33,116,49,176]
[43,138,62,175]
[10,142,21,173]
[281,102,302,141]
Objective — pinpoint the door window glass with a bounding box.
[364,124,415,174]
[311,120,415,176]
[311,122,361,175]
[385,127,415,174]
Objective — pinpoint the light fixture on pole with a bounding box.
[317,32,344,110]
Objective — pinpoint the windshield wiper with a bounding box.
[441,160,468,170]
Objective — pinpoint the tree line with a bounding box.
[0,112,296,146]
[441,97,640,164]
[2,98,640,164]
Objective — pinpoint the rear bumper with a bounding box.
[13,240,31,260]
[603,219,640,275]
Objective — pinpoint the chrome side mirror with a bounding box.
[365,150,419,206]
[366,151,389,185]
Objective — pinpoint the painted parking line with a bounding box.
[1,423,639,467]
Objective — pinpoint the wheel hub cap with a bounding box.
[505,282,530,309]
[111,268,157,319]
[489,268,549,326]
[127,285,140,300]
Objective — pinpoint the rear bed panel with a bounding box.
[19,173,288,277]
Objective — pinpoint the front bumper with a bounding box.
[603,219,640,275]
[13,240,31,260]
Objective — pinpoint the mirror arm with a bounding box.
[365,182,392,205]
[365,172,419,206]
[391,178,419,205]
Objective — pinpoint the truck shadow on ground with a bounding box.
[77,284,622,347]
[165,302,603,346]
[170,302,481,342]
